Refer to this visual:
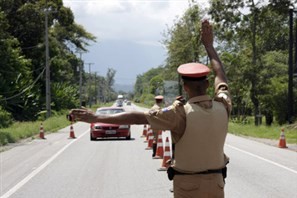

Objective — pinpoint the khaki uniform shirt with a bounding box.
[145,83,232,171]
[151,103,162,112]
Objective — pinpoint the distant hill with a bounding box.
[113,84,134,93]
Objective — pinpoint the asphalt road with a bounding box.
[1,104,297,198]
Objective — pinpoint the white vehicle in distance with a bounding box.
[116,95,124,107]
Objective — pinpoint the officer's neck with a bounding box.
[187,90,207,99]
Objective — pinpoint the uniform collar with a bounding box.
[188,95,211,104]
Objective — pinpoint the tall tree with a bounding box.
[209,0,292,125]
[104,68,116,102]
[133,67,164,103]
[0,9,36,120]
[0,0,96,120]
[162,1,206,82]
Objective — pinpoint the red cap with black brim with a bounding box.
[177,63,210,78]
[155,95,164,100]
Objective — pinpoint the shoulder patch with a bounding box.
[218,92,228,100]
[149,109,158,116]
[162,106,172,113]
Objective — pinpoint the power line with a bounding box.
[0,67,46,101]
[0,66,44,74]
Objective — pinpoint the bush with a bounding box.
[0,106,13,128]
[0,131,15,146]
[51,82,79,111]
[139,93,155,107]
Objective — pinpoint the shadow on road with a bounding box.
[91,137,136,141]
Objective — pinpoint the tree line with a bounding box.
[134,0,297,126]
[0,0,119,127]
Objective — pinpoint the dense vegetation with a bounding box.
[134,0,297,126]
[0,0,119,127]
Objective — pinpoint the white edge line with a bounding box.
[226,144,297,175]
[0,129,89,198]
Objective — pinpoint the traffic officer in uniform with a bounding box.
[151,95,164,158]
[69,19,231,198]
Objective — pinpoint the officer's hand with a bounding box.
[175,95,186,105]
[68,108,96,123]
[201,19,213,47]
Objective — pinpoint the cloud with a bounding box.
[62,0,209,85]
[63,0,190,42]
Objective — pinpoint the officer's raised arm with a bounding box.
[201,20,227,88]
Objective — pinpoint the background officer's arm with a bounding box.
[201,20,227,88]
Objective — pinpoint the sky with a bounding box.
[63,0,209,85]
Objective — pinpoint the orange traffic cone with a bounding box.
[158,137,171,171]
[145,130,153,150]
[39,122,46,139]
[69,122,76,139]
[153,130,164,159]
[144,125,151,143]
[278,128,287,148]
[141,124,148,137]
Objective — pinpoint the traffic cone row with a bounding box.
[141,124,148,137]
[158,137,171,171]
[141,124,172,171]
[69,122,76,139]
[153,130,164,159]
[39,123,46,139]
[145,129,154,150]
[38,122,76,140]
[278,128,287,148]
[144,125,151,143]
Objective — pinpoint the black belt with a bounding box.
[167,167,226,181]
[174,169,223,175]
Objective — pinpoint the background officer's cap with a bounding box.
[155,95,164,100]
[177,63,210,79]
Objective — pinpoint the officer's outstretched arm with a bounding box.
[69,108,149,125]
[201,20,227,88]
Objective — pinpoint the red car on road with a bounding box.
[90,107,131,141]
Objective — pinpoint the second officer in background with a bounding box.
[150,95,164,158]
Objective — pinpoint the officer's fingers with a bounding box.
[79,106,94,114]
[202,24,212,34]
[201,18,209,24]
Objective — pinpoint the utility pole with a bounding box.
[288,8,294,124]
[94,72,97,104]
[85,63,94,107]
[76,49,84,107]
[45,0,51,118]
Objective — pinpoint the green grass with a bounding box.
[0,103,114,147]
[0,113,70,146]
[228,121,297,144]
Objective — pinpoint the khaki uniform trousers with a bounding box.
[173,173,225,198]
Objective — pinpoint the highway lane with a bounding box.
[225,134,297,198]
[1,104,297,198]
[1,123,173,198]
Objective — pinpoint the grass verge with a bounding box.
[0,112,70,146]
[1,104,296,147]
[228,122,297,144]
[0,103,114,147]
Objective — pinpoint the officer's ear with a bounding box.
[182,81,189,92]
